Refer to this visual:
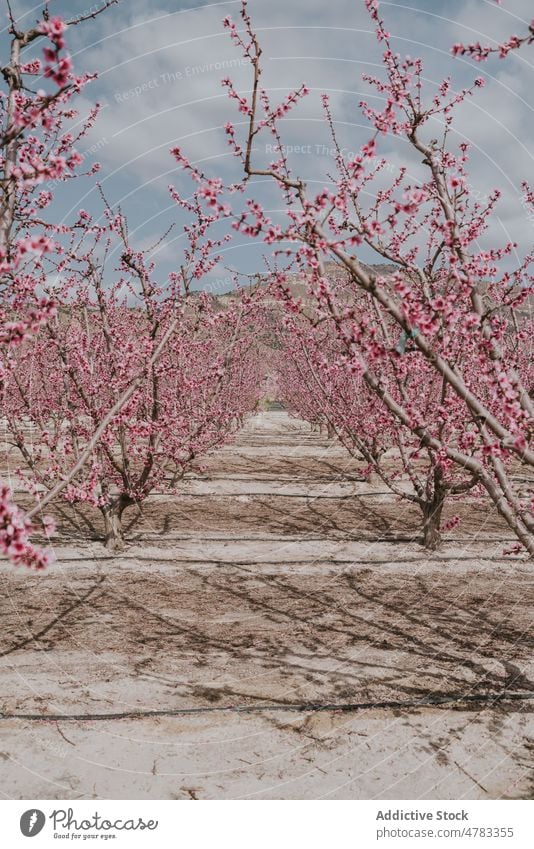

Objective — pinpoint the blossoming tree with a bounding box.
[275,299,489,549]
[1,211,264,550]
[173,0,534,556]
[0,4,116,567]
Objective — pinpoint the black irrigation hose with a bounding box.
[2,692,534,722]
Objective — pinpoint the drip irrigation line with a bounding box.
[2,692,534,722]
[32,544,527,565]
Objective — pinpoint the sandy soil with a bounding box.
[0,411,533,799]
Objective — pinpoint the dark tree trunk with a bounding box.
[421,486,446,550]
[100,496,132,551]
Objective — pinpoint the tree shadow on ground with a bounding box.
[3,565,532,710]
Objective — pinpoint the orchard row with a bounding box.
[1,1,532,565]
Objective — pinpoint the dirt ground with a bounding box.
[1,411,533,799]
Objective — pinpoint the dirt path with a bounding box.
[1,412,533,799]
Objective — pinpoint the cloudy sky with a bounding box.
[6,0,534,289]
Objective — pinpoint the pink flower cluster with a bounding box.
[0,487,54,570]
[38,18,73,87]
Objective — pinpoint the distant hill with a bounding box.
[213,260,398,308]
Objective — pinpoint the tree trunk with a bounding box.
[421,487,446,550]
[100,496,131,551]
